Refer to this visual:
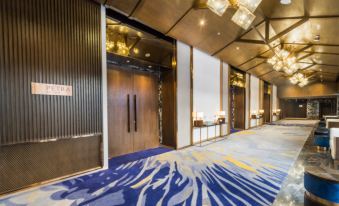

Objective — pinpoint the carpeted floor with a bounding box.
[0,120,316,206]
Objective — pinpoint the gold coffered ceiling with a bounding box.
[104,0,339,85]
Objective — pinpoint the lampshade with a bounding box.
[259,109,264,114]
[237,0,263,12]
[217,111,226,116]
[231,6,256,30]
[197,112,204,120]
[207,0,230,16]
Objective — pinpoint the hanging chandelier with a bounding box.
[206,0,262,29]
[267,48,300,75]
[289,73,308,87]
[106,33,130,56]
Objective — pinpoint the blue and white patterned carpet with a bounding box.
[0,121,316,206]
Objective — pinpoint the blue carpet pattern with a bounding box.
[0,121,315,206]
[230,128,241,134]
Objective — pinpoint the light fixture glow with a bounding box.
[280,0,291,4]
[289,73,308,87]
[267,48,300,74]
[231,6,256,30]
[133,48,139,54]
[206,0,230,16]
[199,19,206,26]
[237,0,263,12]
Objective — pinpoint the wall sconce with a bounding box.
[193,112,204,127]
[259,109,264,115]
[251,110,258,119]
[217,111,226,123]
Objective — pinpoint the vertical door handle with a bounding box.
[127,94,130,133]
[134,94,137,132]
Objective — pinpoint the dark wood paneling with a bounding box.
[0,135,101,194]
[161,70,177,148]
[107,66,159,157]
[133,70,159,151]
[0,0,102,146]
[233,86,246,129]
[281,99,307,118]
[264,94,271,122]
[107,67,134,157]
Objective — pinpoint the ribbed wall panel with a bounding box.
[0,0,102,146]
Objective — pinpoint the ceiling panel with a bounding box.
[217,42,269,68]
[106,0,139,16]
[247,63,272,76]
[261,70,282,82]
[132,0,195,33]
[240,58,265,71]
[269,0,304,18]
[308,0,339,16]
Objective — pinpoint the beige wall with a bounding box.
[278,82,337,98]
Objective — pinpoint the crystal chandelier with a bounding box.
[289,73,308,87]
[206,0,262,29]
[267,48,300,75]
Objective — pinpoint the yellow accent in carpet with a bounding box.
[224,156,257,173]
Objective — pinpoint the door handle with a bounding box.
[134,94,137,132]
[127,94,130,133]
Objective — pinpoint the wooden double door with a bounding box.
[107,66,159,158]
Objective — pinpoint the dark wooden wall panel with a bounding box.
[0,0,102,145]
[0,135,101,194]
[161,70,177,148]
[280,99,307,118]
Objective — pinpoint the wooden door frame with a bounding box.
[228,68,246,131]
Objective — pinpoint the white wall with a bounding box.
[192,48,221,143]
[222,62,229,135]
[250,75,260,127]
[245,73,250,129]
[176,41,191,148]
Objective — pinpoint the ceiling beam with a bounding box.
[283,42,339,47]
[212,19,266,56]
[269,15,339,20]
[268,17,308,43]
[299,62,339,67]
[236,39,266,44]
[245,61,266,72]
[129,0,143,17]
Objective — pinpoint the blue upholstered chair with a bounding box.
[304,172,339,205]
[314,135,330,148]
[315,128,329,135]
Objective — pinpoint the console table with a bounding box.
[194,122,227,146]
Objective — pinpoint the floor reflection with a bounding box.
[273,134,337,206]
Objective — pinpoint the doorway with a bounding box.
[107,65,159,158]
[229,68,246,131]
[263,82,271,123]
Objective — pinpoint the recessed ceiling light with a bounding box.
[236,46,240,50]
[133,48,139,54]
[217,32,221,35]
[126,60,130,63]
[280,0,291,5]
[148,65,152,68]
[199,19,206,26]
[145,53,151,57]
